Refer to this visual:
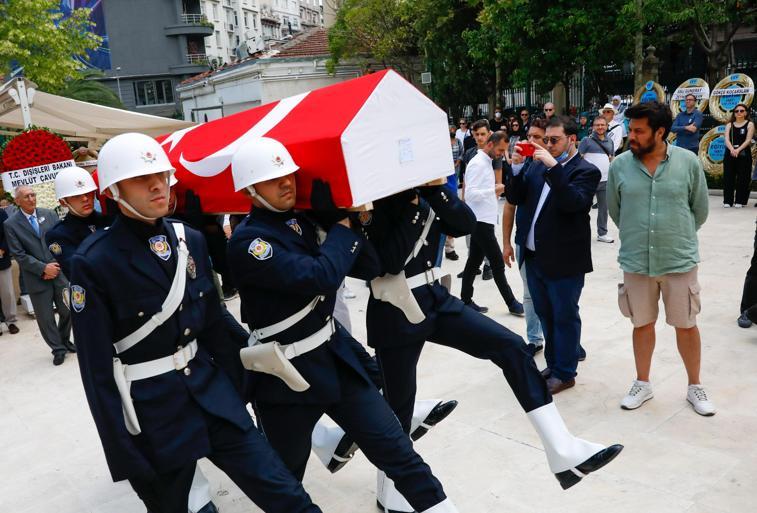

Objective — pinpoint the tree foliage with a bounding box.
[55,70,123,109]
[0,0,101,91]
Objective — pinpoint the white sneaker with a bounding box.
[735,204,743,209]
[597,234,614,243]
[687,385,716,416]
[620,380,653,410]
[723,204,732,208]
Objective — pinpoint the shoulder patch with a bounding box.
[48,242,62,256]
[71,285,86,312]
[286,218,302,236]
[248,238,273,260]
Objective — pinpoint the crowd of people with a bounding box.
[4,95,757,513]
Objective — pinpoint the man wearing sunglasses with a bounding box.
[670,94,703,153]
[506,116,601,394]
[543,102,556,120]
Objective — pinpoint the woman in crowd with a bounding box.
[723,104,755,208]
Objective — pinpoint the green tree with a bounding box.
[55,70,123,109]
[0,0,101,91]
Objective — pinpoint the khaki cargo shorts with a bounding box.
[617,266,701,328]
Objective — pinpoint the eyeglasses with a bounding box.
[459,122,467,125]
[520,113,528,117]
[734,109,746,113]
[543,136,567,145]
[544,108,554,112]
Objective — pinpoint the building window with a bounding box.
[211,3,218,20]
[215,30,221,47]
[244,12,249,28]
[134,80,174,106]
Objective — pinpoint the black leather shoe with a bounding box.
[578,346,587,362]
[196,502,219,513]
[464,301,488,314]
[457,269,482,279]
[541,367,551,379]
[526,343,544,356]
[411,400,458,441]
[482,264,493,281]
[53,352,66,366]
[8,323,19,334]
[63,340,77,353]
[445,251,459,261]
[327,435,359,473]
[555,444,624,490]
[737,312,752,328]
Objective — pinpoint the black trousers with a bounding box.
[461,221,516,306]
[723,154,753,206]
[255,371,447,512]
[375,304,551,435]
[741,220,757,315]
[128,411,320,513]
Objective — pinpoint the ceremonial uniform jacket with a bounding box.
[360,188,476,347]
[227,208,380,405]
[45,211,109,277]
[70,216,252,482]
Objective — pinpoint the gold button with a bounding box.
[179,304,183,312]
[184,367,191,376]
[137,311,144,317]
[199,292,204,298]
[184,328,191,336]
[426,261,432,267]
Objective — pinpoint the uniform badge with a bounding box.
[149,235,172,261]
[88,225,96,233]
[71,285,86,312]
[358,211,373,226]
[186,255,197,279]
[272,155,285,167]
[248,238,273,260]
[286,218,302,236]
[48,242,62,256]
[140,151,157,164]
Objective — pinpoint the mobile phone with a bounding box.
[517,141,536,157]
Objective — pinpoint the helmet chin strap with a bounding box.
[109,184,159,222]
[62,199,86,218]
[247,185,286,213]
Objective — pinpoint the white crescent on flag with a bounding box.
[170,92,310,177]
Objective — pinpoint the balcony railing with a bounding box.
[186,53,210,65]
[181,13,210,24]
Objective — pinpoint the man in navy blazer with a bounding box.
[506,115,601,394]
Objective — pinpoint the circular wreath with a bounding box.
[698,125,727,175]
[633,81,666,105]
[670,78,710,117]
[708,73,754,123]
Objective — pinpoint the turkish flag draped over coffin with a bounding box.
[157,69,453,214]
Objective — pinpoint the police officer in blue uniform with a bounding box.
[226,137,458,513]
[45,167,109,278]
[69,133,321,513]
[360,184,623,491]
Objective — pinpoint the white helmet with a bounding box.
[55,166,97,201]
[97,132,175,221]
[97,132,175,192]
[231,137,299,192]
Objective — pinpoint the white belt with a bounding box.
[406,267,443,290]
[249,295,324,345]
[262,319,335,360]
[123,340,198,381]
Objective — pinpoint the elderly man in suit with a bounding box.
[5,186,72,365]
[506,115,601,394]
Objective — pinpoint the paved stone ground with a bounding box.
[2,196,757,513]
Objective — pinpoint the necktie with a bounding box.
[29,214,40,236]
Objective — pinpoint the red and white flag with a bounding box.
[157,69,452,213]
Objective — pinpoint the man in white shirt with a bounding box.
[460,131,524,316]
[602,103,624,155]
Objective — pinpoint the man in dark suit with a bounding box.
[506,115,601,394]
[5,186,72,365]
[0,206,20,335]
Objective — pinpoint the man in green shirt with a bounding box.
[607,101,715,417]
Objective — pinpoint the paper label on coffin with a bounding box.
[157,70,452,213]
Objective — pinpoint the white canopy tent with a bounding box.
[0,77,194,143]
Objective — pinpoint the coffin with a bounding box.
[158,69,452,213]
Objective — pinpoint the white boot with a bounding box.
[311,417,356,472]
[187,464,212,513]
[527,402,606,473]
[377,470,415,513]
[420,499,459,513]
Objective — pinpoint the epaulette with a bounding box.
[76,226,112,254]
